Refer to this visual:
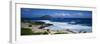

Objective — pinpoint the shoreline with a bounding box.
[21,21,92,35]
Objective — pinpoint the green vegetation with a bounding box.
[21,27,68,35]
[21,28,48,35]
[32,31,48,35]
[54,32,68,34]
[21,28,33,35]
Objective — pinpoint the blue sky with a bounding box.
[21,8,92,18]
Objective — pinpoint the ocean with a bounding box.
[22,18,92,33]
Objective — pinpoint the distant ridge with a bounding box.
[39,15,52,19]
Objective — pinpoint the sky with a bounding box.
[21,8,92,18]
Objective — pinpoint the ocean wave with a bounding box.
[39,20,92,32]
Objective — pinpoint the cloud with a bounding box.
[51,13,71,18]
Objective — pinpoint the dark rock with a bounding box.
[38,23,53,29]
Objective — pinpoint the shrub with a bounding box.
[32,31,48,35]
[54,32,68,34]
[21,28,48,35]
[21,28,33,35]
[42,31,48,34]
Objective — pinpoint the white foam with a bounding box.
[39,20,92,32]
